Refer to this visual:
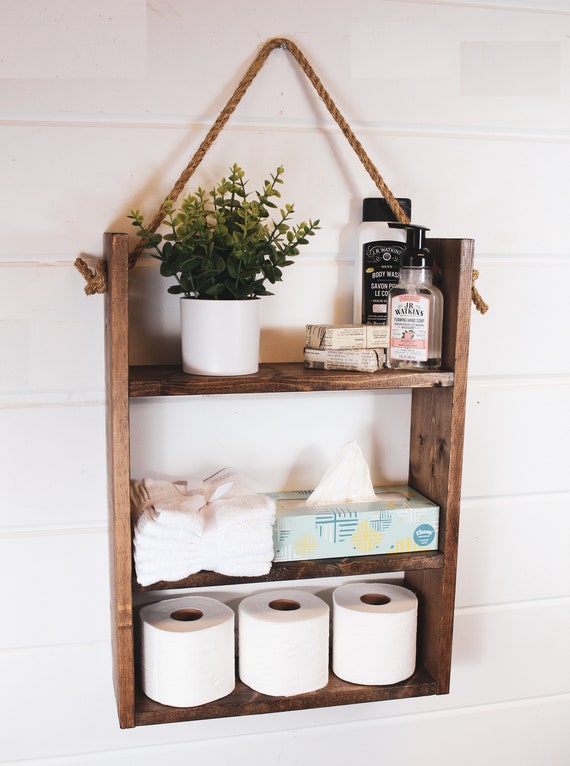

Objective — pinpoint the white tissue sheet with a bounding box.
[140,595,235,707]
[306,441,378,506]
[238,589,330,696]
[332,583,418,685]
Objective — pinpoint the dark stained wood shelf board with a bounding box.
[134,550,445,592]
[129,363,455,397]
[133,667,437,726]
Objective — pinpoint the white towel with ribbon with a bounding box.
[133,469,276,586]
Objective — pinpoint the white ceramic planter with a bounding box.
[180,297,261,376]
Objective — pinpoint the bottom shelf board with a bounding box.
[133,667,437,726]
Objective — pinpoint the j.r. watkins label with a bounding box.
[362,241,404,325]
[389,294,430,362]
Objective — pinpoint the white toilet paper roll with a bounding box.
[238,589,329,696]
[140,595,235,707]
[332,583,417,685]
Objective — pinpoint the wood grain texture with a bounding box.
[406,238,474,694]
[129,363,454,397]
[133,669,437,726]
[105,232,136,729]
[133,553,445,591]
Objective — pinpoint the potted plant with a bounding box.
[129,163,320,376]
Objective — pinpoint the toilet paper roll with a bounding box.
[332,583,417,685]
[238,589,329,696]
[140,595,235,707]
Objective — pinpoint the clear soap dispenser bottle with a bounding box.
[386,224,443,370]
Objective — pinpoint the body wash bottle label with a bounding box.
[353,198,411,325]
[361,241,405,324]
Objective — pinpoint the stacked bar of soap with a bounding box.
[304,324,386,372]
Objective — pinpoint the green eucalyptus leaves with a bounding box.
[129,163,320,300]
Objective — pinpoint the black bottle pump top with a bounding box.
[363,197,412,222]
[388,222,432,268]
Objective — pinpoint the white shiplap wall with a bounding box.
[1,1,569,764]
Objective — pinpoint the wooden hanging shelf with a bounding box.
[105,232,474,728]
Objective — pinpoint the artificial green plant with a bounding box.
[129,163,320,300]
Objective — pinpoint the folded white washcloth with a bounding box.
[134,535,200,557]
[209,493,276,527]
[133,470,277,583]
[197,493,276,576]
[133,534,203,584]
[134,507,203,542]
[134,560,200,587]
[214,558,274,577]
[134,526,200,548]
[133,479,205,586]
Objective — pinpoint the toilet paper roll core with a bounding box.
[360,593,391,606]
[268,598,301,611]
[170,608,204,621]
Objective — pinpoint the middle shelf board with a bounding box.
[133,550,445,591]
[129,363,455,397]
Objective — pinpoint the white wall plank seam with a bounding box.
[0,395,105,408]
[0,524,107,539]
[467,376,570,387]
[455,595,570,615]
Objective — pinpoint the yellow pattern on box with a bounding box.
[294,534,318,558]
[394,538,425,553]
[349,520,383,553]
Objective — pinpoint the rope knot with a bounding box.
[471,269,488,315]
[74,257,108,295]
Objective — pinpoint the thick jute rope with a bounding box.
[75,36,488,313]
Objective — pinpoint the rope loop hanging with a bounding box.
[74,36,488,313]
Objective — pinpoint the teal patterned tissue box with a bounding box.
[267,486,439,562]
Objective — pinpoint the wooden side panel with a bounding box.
[406,239,474,694]
[104,233,136,728]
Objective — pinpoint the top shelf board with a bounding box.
[128,363,454,397]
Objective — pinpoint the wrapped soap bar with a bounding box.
[305,324,387,350]
[306,324,367,349]
[303,348,384,372]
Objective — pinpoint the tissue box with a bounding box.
[268,486,439,562]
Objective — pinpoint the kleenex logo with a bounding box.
[413,524,436,547]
